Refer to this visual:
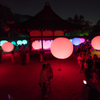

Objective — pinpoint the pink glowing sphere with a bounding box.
[50,37,73,59]
[32,40,41,50]
[79,38,85,43]
[2,42,14,52]
[91,36,100,50]
[43,40,51,49]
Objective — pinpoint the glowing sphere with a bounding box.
[69,39,72,42]
[43,40,51,49]
[32,40,41,50]
[22,40,27,45]
[17,40,22,45]
[2,42,14,52]
[72,38,81,45]
[83,80,87,84]
[91,36,100,50]
[0,40,8,46]
[11,41,16,45]
[50,37,73,59]
[79,38,85,43]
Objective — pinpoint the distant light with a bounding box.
[91,36,100,50]
[50,37,73,59]
[32,40,41,50]
[79,38,85,43]
[2,42,14,52]
[83,80,87,84]
[69,39,72,42]
[22,40,27,45]
[0,40,8,46]
[8,94,11,99]
[72,38,81,46]
[17,40,22,45]
[11,41,16,45]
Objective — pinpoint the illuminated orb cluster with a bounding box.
[16,40,28,45]
[72,38,81,46]
[2,42,14,52]
[32,40,53,50]
[0,40,28,46]
[50,37,73,59]
[91,36,100,50]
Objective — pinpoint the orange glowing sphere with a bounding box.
[32,40,41,50]
[2,42,14,52]
[50,37,73,59]
[91,36,100,50]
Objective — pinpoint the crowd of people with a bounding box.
[0,44,30,65]
[76,42,100,84]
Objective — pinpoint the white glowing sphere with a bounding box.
[32,40,41,50]
[22,40,28,45]
[91,36,100,50]
[17,40,22,45]
[2,42,14,52]
[72,38,81,45]
[50,37,73,59]
[83,80,87,84]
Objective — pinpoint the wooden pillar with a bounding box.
[53,30,54,40]
[41,30,43,53]
[28,31,32,52]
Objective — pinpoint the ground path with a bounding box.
[0,52,100,100]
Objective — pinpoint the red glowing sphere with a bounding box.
[50,37,73,59]
[2,42,14,52]
[91,36,100,50]
[32,40,41,50]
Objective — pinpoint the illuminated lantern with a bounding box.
[11,41,16,45]
[0,40,8,46]
[50,37,73,59]
[22,40,27,45]
[72,37,81,45]
[17,40,22,45]
[79,38,85,43]
[32,40,41,50]
[2,42,14,52]
[91,36,100,50]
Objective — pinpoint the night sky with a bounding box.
[0,0,100,25]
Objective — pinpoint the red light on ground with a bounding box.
[32,40,41,50]
[2,42,14,52]
[50,37,73,59]
[91,36,100,50]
